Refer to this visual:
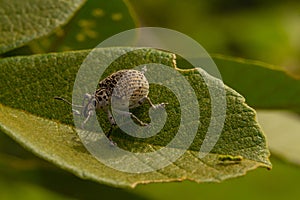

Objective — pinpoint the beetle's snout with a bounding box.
[82,99,95,117]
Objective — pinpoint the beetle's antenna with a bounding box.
[54,96,83,108]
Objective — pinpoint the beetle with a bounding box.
[55,67,166,143]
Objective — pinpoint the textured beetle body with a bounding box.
[95,69,149,110]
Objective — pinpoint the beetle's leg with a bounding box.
[107,108,116,126]
[105,109,117,146]
[130,112,148,126]
[138,96,167,109]
[106,109,117,139]
[72,108,81,115]
[113,109,149,126]
[81,110,93,129]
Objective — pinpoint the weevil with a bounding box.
[55,67,166,143]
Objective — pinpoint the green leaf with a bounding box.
[0,131,147,199]
[0,0,86,54]
[212,54,300,112]
[29,0,138,53]
[257,110,300,166]
[0,47,271,188]
[0,135,146,200]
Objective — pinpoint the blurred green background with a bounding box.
[1,0,300,199]
[128,0,300,77]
